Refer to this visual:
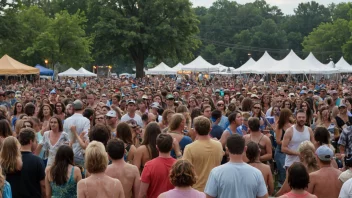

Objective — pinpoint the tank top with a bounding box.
[162,188,205,198]
[50,166,77,198]
[283,191,310,198]
[284,125,310,168]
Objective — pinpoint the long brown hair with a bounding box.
[116,122,133,145]
[278,108,293,129]
[50,145,74,185]
[0,137,21,174]
[142,122,161,159]
[37,104,53,122]
[49,116,63,132]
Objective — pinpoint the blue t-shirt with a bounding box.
[205,162,267,198]
[210,125,224,140]
[219,115,228,129]
[171,135,192,158]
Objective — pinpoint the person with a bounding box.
[35,116,69,166]
[183,116,223,192]
[167,113,192,158]
[105,139,140,198]
[219,111,242,147]
[210,110,224,139]
[246,142,274,196]
[121,100,143,127]
[7,128,45,198]
[37,104,53,122]
[116,122,136,163]
[158,160,206,198]
[54,102,66,121]
[282,109,314,168]
[307,145,342,198]
[159,109,174,131]
[139,133,178,198]
[339,155,352,183]
[204,134,268,198]
[106,110,119,136]
[0,165,12,198]
[63,100,90,166]
[243,117,273,162]
[216,100,228,129]
[133,122,161,172]
[278,162,317,198]
[11,102,23,127]
[0,136,23,176]
[77,141,125,198]
[45,145,82,198]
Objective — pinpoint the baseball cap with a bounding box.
[251,94,259,99]
[289,93,295,97]
[215,89,220,93]
[142,95,148,99]
[339,103,347,109]
[166,94,174,100]
[101,94,107,97]
[302,86,307,90]
[315,145,334,162]
[299,90,307,95]
[126,119,138,128]
[73,100,83,110]
[106,110,117,118]
[127,99,136,104]
[50,89,56,94]
[150,102,160,109]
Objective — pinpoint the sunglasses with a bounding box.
[106,116,113,119]
[96,117,105,120]
[253,107,261,110]
[23,124,32,128]
[217,104,224,106]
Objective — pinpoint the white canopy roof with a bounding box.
[215,63,229,72]
[240,51,279,74]
[78,67,97,77]
[182,56,218,72]
[173,63,184,71]
[145,62,177,75]
[58,68,85,77]
[303,53,338,74]
[232,57,256,74]
[335,57,352,73]
[327,61,335,68]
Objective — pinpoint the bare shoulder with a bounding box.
[74,166,81,174]
[77,178,86,187]
[126,163,139,173]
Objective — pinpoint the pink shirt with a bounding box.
[162,188,205,198]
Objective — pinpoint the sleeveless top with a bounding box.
[284,125,310,167]
[50,166,77,198]
[123,144,132,163]
[226,126,243,136]
[162,188,205,198]
[1,181,12,198]
[277,129,286,151]
[283,191,311,198]
[249,134,266,156]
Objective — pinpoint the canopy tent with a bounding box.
[327,61,335,68]
[58,68,85,77]
[232,57,257,74]
[0,55,39,75]
[173,63,184,71]
[214,63,230,72]
[35,64,54,76]
[145,62,177,75]
[304,53,338,74]
[335,57,352,73]
[78,67,97,77]
[238,51,278,74]
[182,56,218,72]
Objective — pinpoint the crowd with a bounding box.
[0,75,351,197]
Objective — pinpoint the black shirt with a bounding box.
[6,151,45,198]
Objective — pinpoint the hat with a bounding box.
[215,89,220,93]
[251,94,259,99]
[339,103,347,109]
[150,102,161,109]
[142,95,148,99]
[302,86,307,90]
[315,145,334,161]
[289,93,295,97]
[50,89,56,94]
[127,99,136,104]
[101,94,107,97]
[166,94,174,100]
[106,110,117,118]
[73,100,83,110]
[308,90,313,94]
[5,90,15,95]
[236,92,241,95]
[331,90,338,95]
[299,90,307,95]
[185,88,190,92]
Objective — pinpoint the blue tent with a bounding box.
[35,64,54,76]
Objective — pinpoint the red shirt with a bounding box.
[140,157,176,198]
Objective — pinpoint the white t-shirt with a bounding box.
[121,113,144,127]
[204,162,267,198]
[339,178,352,198]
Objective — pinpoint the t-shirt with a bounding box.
[210,125,224,140]
[204,162,267,198]
[140,157,176,198]
[183,139,223,192]
[170,135,192,158]
[339,177,352,198]
[6,151,45,198]
[121,113,144,127]
[339,169,352,183]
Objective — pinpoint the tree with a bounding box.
[302,19,350,62]
[91,0,200,77]
[23,10,92,69]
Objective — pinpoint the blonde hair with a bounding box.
[85,141,108,174]
[168,113,185,132]
[298,141,319,173]
[15,119,25,137]
[0,137,21,174]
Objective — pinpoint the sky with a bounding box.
[190,0,349,14]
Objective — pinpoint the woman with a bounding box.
[133,122,161,172]
[302,101,313,127]
[293,98,303,114]
[202,96,215,110]
[187,97,198,114]
[35,116,69,166]
[315,106,338,142]
[77,141,124,197]
[45,145,82,198]
[167,114,192,158]
[0,119,13,140]
[37,104,53,122]
[220,111,242,147]
[54,102,66,121]
[270,106,280,128]
[278,162,317,198]
[158,160,205,198]
[176,105,194,139]
[159,109,174,131]
[246,142,274,196]
[0,137,22,175]
[261,94,271,114]
[281,99,292,111]
[313,127,338,169]
[11,102,24,128]
[335,103,352,131]
[274,108,293,186]
[0,165,12,197]
[241,98,253,112]
[116,122,137,163]
[89,124,111,148]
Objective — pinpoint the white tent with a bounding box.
[145,62,177,75]
[78,67,97,77]
[327,61,335,68]
[58,68,85,77]
[239,51,278,74]
[264,50,308,74]
[173,63,184,71]
[335,57,352,73]
[232,57,256,74]
[215,63,230,72]
[304,53,338,74]
[182,56,218,72]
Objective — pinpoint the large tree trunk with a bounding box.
[131,48,145,78]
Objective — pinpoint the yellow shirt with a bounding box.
[183,139,224,192]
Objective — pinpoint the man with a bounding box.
[210,110,224,140]
[0,91,11,110]
[183,116,223,192]
[139,134,178,198]
[106,139,140,198]
[63,100,90,166]
[202,105,212,119]
[282,109,314,168]
[216,100,228,129]
[338,125,352,157]
[111,94,120,107]
[204,134,268,198]
[101,93,110,106]
[7,128,45,198]
[136,99,148,116]
[319,87,327,101]
[106,110,119,135]
[165,94,175,111]
[121,100,143,127]
[149,102,162,122]
[49,89,57,107]
[5,90,17,107]
[308,145,342,198]
[86,92,97,109]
